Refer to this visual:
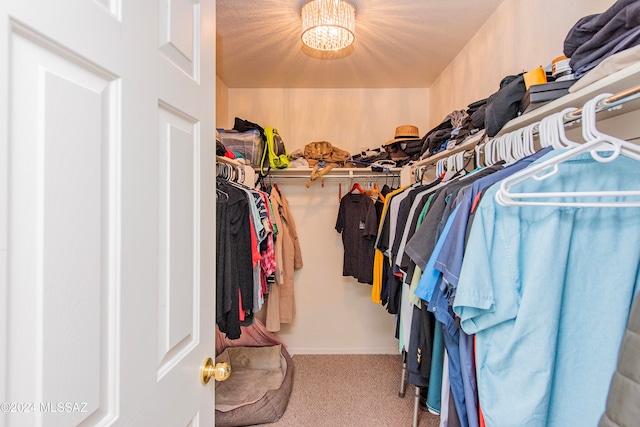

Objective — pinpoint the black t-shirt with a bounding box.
[336,193,378,284]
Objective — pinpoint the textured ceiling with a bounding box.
[216,0,504,88]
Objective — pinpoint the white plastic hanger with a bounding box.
[495,137,504,164]
[538,111,559,149]
[553,107,582,149]
[436,158,446,177]
[495,93,640,207]
[487,136,499,165]
[523,123,537,157]
[441,151,459,181]
[508,123,537,162]
[497,133,510,164]
[492,134,505,164]
[510,128,523,161]
[511,127,525,161]
[447,154,455,172]
[483,139,493,165]
[456,151,466,173]
[475,143,485,168]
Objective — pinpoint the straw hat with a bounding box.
[383,125,421,147]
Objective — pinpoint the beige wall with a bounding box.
[222,88,430,156]
[261,179,400,354]
[428,0,616,127]
[216,76,229,129]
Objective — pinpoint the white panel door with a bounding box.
[0,0,216,426]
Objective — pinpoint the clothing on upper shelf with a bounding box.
[564,0,640,78]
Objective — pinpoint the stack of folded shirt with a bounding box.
[564,0,640,79]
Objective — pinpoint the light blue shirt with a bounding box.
[454,149,640,427]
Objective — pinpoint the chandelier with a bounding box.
[301,0,356,52]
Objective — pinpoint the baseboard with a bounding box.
[287,346,400,355]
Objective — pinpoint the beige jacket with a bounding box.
[265,185,303,332]
[599,292,640,427]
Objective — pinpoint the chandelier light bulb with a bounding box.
[301,0,356,52]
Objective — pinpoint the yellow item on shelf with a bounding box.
[523,66,547,90]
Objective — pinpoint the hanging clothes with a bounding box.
[374,144,594,426]
[216,178,254,339]
[598,290,640,427]
[371,186,406,305]
[264,184,303,332]
[454,149,640,427]
[335,192,378,284]
[216,165,279,339]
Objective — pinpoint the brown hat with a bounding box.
[383,125,421,147]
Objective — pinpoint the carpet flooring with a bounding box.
[256,354,440,427]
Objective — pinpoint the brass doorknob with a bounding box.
[201,357,231,384]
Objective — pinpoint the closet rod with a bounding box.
[268,173,400,179]
[541,84,640,132]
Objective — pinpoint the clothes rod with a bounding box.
[269,173,400,179]
[564,84,640,123]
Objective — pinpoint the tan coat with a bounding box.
[265,185,303,332]
[599,292,640,427]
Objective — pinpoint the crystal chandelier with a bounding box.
[301,0,356,52]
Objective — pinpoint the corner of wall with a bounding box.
[216,75,229,128]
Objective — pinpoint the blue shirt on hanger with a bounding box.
[454,149,640,427]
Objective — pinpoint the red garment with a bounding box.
[261,234,276,277]
[260,235,276,298]
[476,335,486,427]
[238,289,245,321]
[249,217,261,267]
[471,192,483,213]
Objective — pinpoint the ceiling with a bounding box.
[216,0,504,89]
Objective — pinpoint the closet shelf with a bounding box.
[410,131,486,169]
[407,66,640,176]
[267,167,403,179]
[499,61,640,136]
